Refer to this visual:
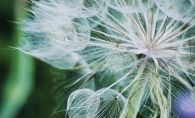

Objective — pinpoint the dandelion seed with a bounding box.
[67,88,127,118]
[20,0,195,117]
[95,88,127,118]
[67,89,100,118]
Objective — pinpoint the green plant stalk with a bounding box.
[127,80,146,118]
[0,0,35,118]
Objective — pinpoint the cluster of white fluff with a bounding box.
[20,0,195,117]
[67,88,127,118]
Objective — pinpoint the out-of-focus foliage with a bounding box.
[0,0,64,118]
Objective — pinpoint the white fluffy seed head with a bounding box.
[20,0,195,117]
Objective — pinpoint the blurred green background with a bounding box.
[0,0,64,118]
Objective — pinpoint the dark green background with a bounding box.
[0,0,64,118]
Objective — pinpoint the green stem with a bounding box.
[127,80,146,118]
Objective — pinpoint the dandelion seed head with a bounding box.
[20,0,195,117]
